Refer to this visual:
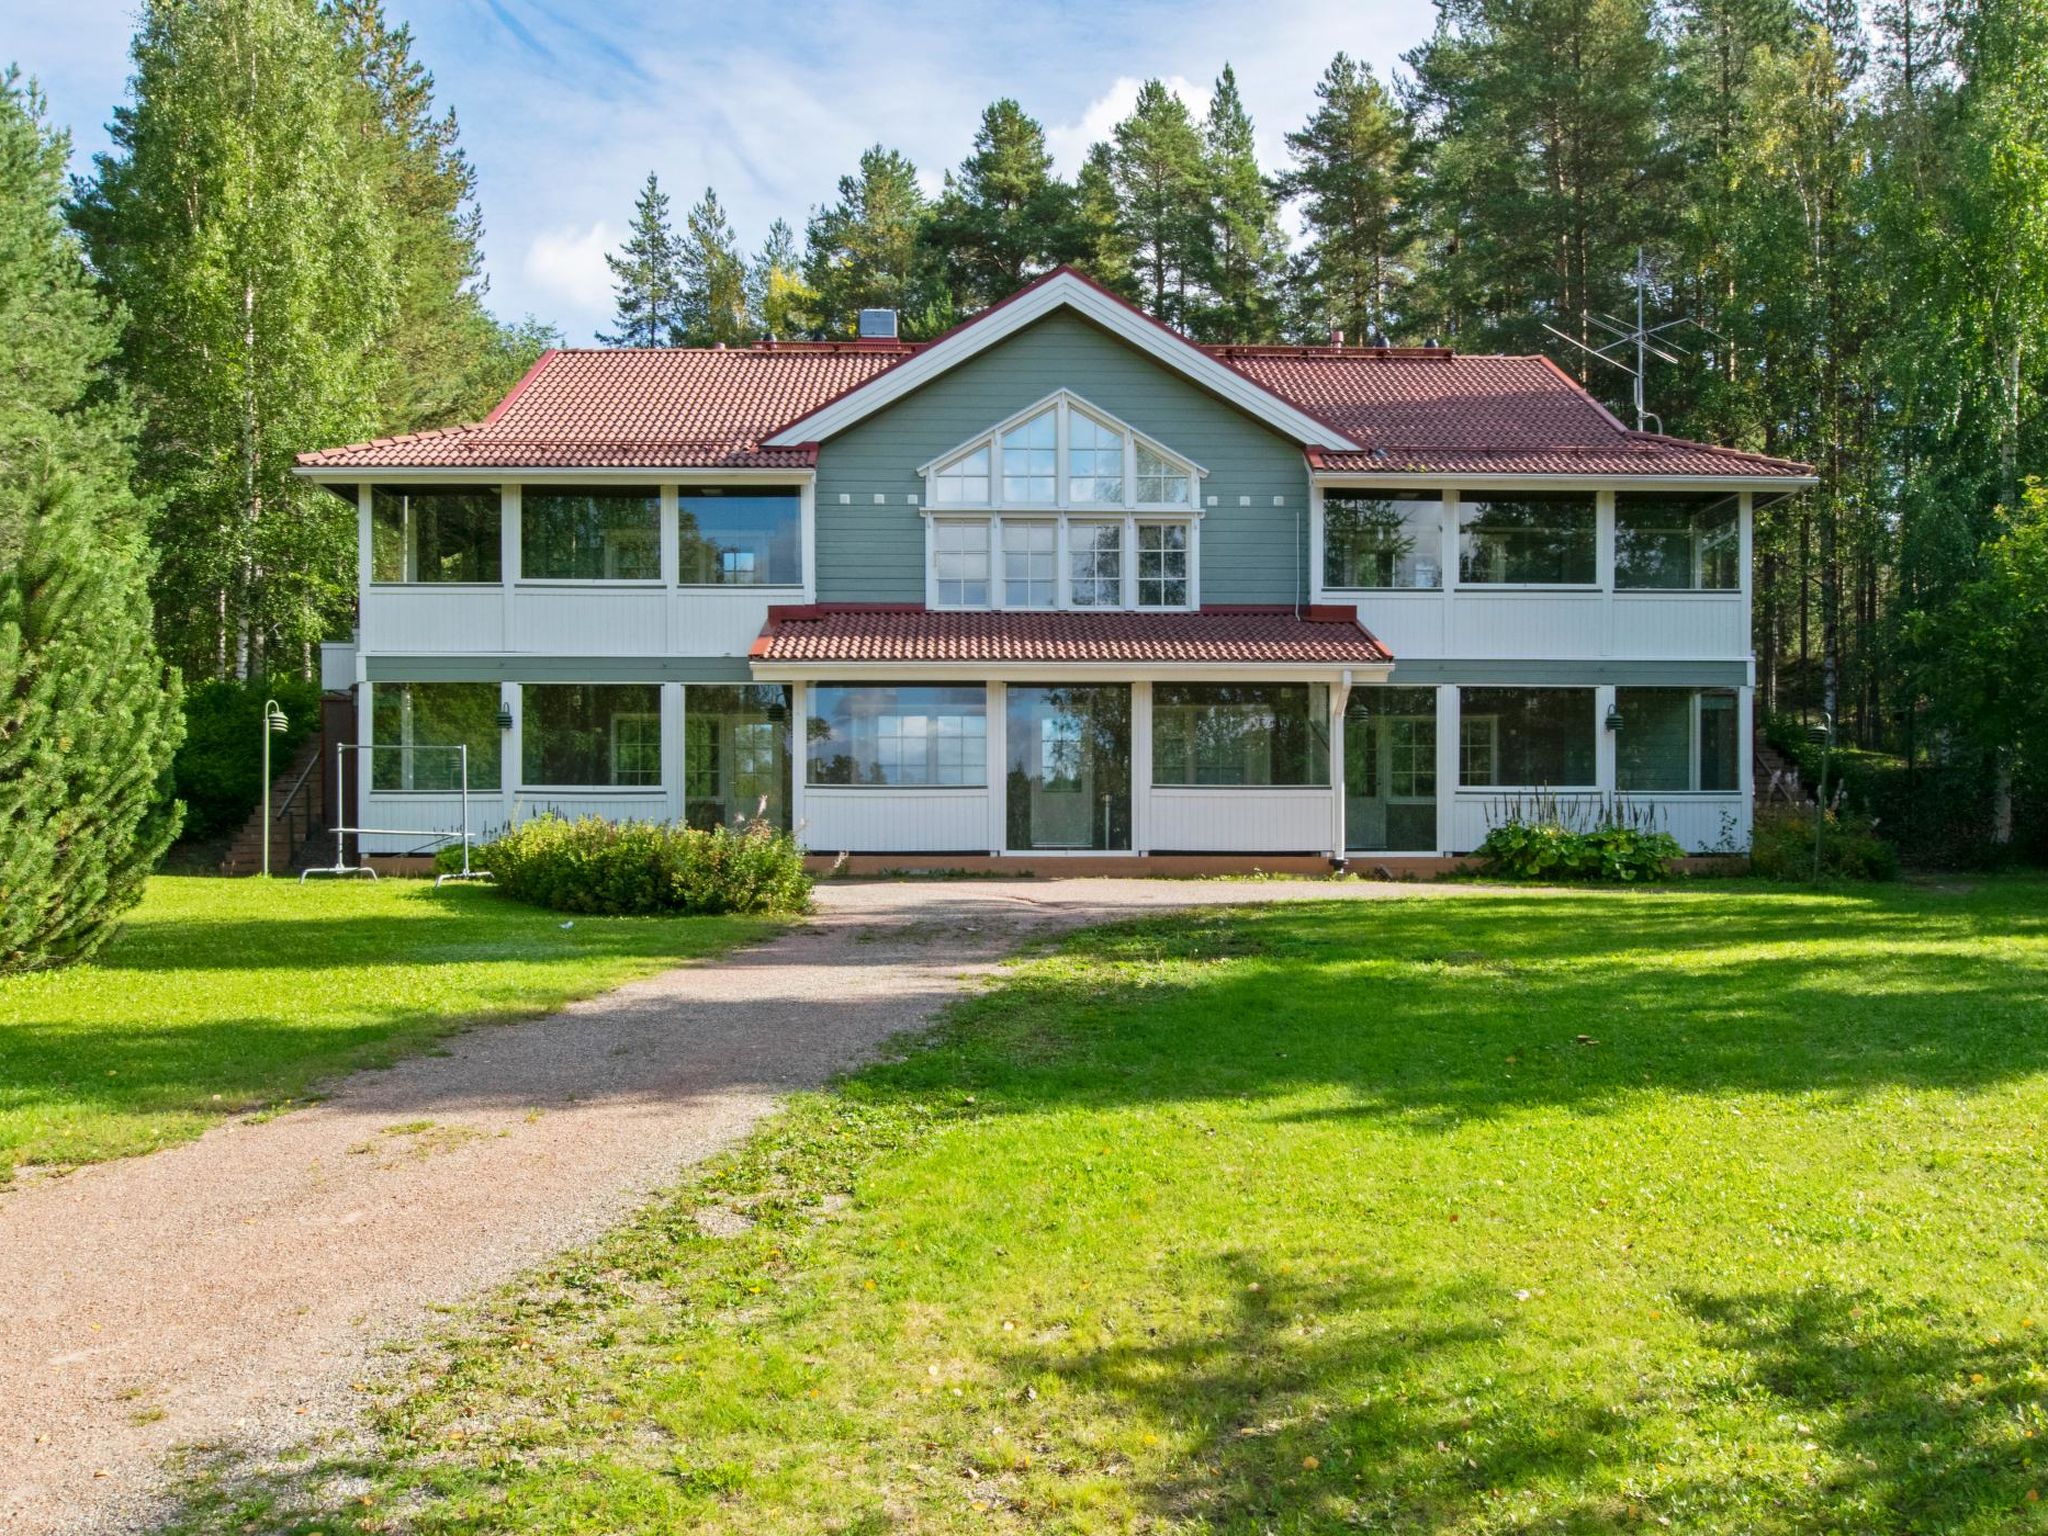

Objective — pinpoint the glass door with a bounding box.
[1005,686,1131,851]
[1345,686,1439,852]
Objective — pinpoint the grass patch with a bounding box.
[171,878,2048,1533]
[0,876,781,1180]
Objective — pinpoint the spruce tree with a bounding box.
[803,145,946,336]
[928,99,1073,311]
[601,172,683,346]
[748,217,812,339]
[1279,54,1421,344]
[75,0,397,682]
[0,73,181,970]
[1199,65,1286,342]
[1108,80,1213,332]
[676,187,752,345]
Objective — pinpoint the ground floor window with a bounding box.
[521,683,662,787]
[1616,688,1739,792]
[807,684,988,787]
[684,685,791,829]
[371,682,502,791]
[1152,684,1330,787]
[1005,685,1131,850]
[1457,687,1596,787]
[1345,686,1437,850]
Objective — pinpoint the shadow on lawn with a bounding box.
[896,888,2048,1125]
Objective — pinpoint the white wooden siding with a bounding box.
[801,788,994,852]
[1148,788,1336,853]
[361,588,504,652]
[1445,791,1748,855]
[513,587,667,654]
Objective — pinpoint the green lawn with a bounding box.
[173,878,2048,1533]
[0,877,780,1180]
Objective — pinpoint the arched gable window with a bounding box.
[920,393,1203,612]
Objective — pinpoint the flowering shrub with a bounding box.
[1749,807,1899,881]
[460,814,811,916]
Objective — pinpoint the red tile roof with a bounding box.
[297,271,1811,480]
[295,345,913,470]
[1218,351,1812,478]
[750,604,1392,667]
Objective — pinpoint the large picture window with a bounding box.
[684,685,791,830]
[521,486,659,580]
[521,683,663,788]
[371,682,501,791]
[1458,493,1596,585]
[1616,688,1739,791]
[370,485,501,583]
[1457,687,1596,786]
[1152,684,1331,787]
[677,489,801,586]
[1324,494,1443,589]
[807,684,988,787]
[1615,493,1740,590]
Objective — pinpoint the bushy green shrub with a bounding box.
[1474,819,1685,882]
[171,676,322,840]
[471,814,811,916]
[1763,714,1991,868]
[1749,806,1901,881]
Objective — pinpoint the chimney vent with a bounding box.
[1329,327,1344,349]
[857,308,899,340]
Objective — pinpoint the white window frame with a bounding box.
[924,510,1200,611]
[918,390,1206,514]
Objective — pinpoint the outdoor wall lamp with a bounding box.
[1604,706,1624,731]
[496,706,514,731]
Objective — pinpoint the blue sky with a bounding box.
[10,0,1438,343]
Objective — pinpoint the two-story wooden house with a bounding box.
[297,268,1814,864]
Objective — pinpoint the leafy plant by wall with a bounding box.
[464,814,811,917]
[171,677,323,842]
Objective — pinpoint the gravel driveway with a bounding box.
[0,876,1476,1534]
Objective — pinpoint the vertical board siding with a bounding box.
[814,311,1312,604]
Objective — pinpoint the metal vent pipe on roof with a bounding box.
[857,308,898,339]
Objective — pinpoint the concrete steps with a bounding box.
[218,733,326,876]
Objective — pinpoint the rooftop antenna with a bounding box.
[1540,248,1717,435]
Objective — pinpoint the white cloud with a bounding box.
[522,222,614,320]
[1046,75,1215,176]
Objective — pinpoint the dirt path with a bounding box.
[0,877,1475,1533]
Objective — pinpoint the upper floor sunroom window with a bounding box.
[922,392,1201,512]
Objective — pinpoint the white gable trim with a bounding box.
[763,271,1361,450]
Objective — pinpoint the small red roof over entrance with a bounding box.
[749,605,1393,667]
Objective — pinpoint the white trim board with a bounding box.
[764,272,1361,451]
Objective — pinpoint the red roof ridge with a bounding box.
[1623,430,1816,473]
[483,348,557,425]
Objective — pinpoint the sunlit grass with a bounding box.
[0,876,780,1179]
[171,877,2048,1534]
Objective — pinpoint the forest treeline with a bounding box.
[5,0,2048,927]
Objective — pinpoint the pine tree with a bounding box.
[331,0,508,429]
[676,186,752,345]
[928,99,1073,311]
[0,73,181,969]
[748,217,812,339]
[1071,141,1137,299]
[1278,54,1421,343]
[1108,80,1213,331]
[1404,0,1673,355]
[803,145,946,337]
[601,173,683,346]
[1198,65,1285,341]
[74,0,397,682]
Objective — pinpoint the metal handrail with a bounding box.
[274,744,321,821]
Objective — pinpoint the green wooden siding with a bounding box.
[814,310,1312,603]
